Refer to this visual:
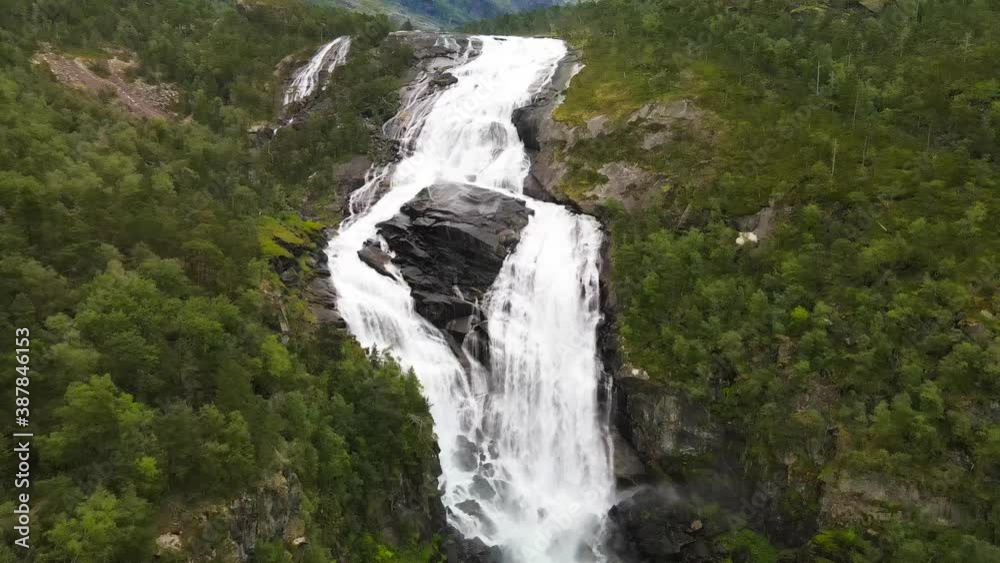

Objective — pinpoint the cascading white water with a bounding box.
[327,36,614,562]
[284,36,352,106]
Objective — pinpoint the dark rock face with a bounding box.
[441,530,504,563]
[332,155,372,195]
[361,183,532,334]
[511,49,582,207]
[228,471,304,562]
[606,488,720,562]
[614,376,721,471]
[511,49,580,153]
[611,427,647,487]
[609,372,820,552]
[431,72,459,88]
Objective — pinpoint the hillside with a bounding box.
[1,0,998,561]
[473,0,1000,560]
[0,1,447,561]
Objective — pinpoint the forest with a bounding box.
[1,0,998,561]
[0,1,444,561]
[473,0,1000,561]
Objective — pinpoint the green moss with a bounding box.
[257,214,322,259]
[257,216,305,258]
[718,529,780,563]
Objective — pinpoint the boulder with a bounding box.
[453,499,498,537]
[454,434,481,472]
[441,531,503,563]
[511,50,581,152]
[605,488,718,562]
[471,475,497,500]
[365,183,532,331]
[735,199,794,243]
[431,71,459,87]
[357,243,395,279]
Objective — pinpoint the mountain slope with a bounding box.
[0,1,447,561]
[474,0,1000,561]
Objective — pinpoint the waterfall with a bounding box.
[283,36,352,106]
[326,36,614,562]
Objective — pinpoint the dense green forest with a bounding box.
[2,0,998,560]
[0,1,443,561]
[475,0,1000,561]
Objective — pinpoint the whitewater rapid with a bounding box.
[326,36,614,562]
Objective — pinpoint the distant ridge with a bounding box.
[312,0,571,28]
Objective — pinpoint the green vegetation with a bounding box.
[2,0,389,119]
[0,1,442,561]
[477,0,1000,560]
[318,0,566,28]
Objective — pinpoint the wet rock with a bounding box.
[471,475,497,500]
[387,31,483,71]
[606,489,718,562]
[303,243,345,328]
[491,479,512,499]
[512,50,583,206]
[305,285,343,328]
[379,33,484,159]
[454,435,480,472]
[368,183,532,330]
[357,242,395,279]
[455,499,482,517]
[442,531,503,563]
[611,427,647,487]
[431,71,459,87]
[454,499,498,536]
